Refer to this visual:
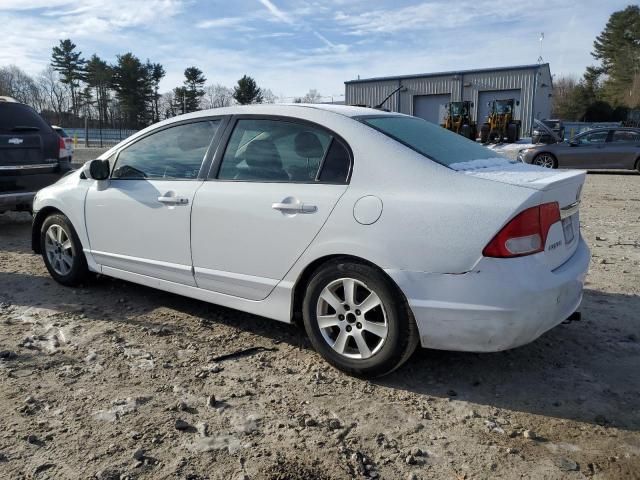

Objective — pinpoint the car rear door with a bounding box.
[85,118,224,285]
[609,130,640,169]
[0,103,60,200]
[190,116,352,300]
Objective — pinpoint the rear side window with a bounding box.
[360,115,495,167]
[318,139,351,183]
[217,118,350,183]
[0,103,51,132]
[112,120,219,180]
[612,130,640,143]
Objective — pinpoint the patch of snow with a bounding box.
[449,157,568,186]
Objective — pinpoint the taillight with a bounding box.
[483,202,560,258]
[58,136,66,159]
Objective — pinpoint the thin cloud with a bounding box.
[257,0,293,25]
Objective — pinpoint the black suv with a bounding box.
[0,98,72,213]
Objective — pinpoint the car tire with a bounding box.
[302,260,419,377]
[533,152,557,168]
[40,213,89,286]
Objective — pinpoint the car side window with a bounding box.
[612,130,640,143]
[578,131,608,145]
[112,120,220,180]
[217,118,350,183]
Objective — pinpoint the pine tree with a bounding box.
[50,39,86,117]
[592,5,640,107]
[85,55,112,127]
[111,53,153,128]
[233,75,263,105]
[150,63,165,122]
[183,67,206,112]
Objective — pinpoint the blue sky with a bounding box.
[0,0,632,100]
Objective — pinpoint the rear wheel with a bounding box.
[507,123,518,143]
[41,214,89,286]
[302,260,418,377]
[480,124,490,143]
[532,152,557,168]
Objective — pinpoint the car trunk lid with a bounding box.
[451,158,585,269]
[0,133,58,167]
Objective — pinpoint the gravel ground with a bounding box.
[0,173,639,480]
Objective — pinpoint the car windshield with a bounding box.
[360,115,498,167]
[0,103,51,132]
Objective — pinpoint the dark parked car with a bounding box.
[518,127,640,171]
[0,97,72,213]
[532,119,565,144]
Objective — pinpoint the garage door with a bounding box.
[413,94,451,125]
[477,89,521,125]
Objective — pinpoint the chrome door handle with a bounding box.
[272,202,317,214]
[158,195,189,205]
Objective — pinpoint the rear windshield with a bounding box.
[0,103,52,132]
[54,127,69,137]
[359,115,496,167]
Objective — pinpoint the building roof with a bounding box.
[345,64,551,85]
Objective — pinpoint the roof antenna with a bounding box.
[537,32,544,64]
[374,85,407,110]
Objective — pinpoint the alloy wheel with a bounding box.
[315,277,388,359]
[44,224,74,276]
[533,153,555,168]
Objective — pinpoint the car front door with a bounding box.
[609,130,640,169]
[85,119,223,285]
[190,116,352,300]
[563,130,613,168]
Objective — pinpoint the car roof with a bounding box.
[576,126,640,136]
[171,103,401,121]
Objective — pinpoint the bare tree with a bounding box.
[37,66,72,124]
[302,89,322,103]
[201,84,235,109]
[159,91,178,119]
[0,65,40,106]
[261,88,277,104]
[551,75,578,119]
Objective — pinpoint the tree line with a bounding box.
[553,4,640,122]
[0,39,284,130]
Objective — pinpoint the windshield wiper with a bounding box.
[10,126,40,132]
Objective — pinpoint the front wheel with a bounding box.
[302,260,419,377]
[41,213,89,286]
[533,152,557,168]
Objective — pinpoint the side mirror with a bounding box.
[516,100,520,106]
[569,140,578,147]
[86,159,110,180]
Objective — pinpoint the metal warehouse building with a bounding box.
[345,64,553,136]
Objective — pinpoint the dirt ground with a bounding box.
[0,173,639,480]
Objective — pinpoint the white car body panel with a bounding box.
[32,104,590,353]
[191,182,347,300]
[85,179,200,285]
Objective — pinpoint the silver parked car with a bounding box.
[518,127,640,171]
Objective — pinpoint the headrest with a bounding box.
[245,139,281,168]
[294,131,324,158]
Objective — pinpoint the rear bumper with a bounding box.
[0,161,71,211]
[386,237,590,352]
[0,190,37,208]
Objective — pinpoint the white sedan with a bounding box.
[31,104,590,376]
